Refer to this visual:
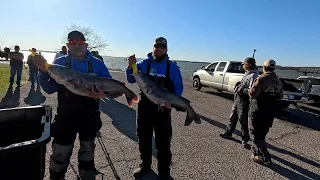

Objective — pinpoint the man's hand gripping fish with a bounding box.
[29,49,139,106]
[131,62,201,126]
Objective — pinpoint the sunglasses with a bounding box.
[154,44,167,49]
[68,40,85,45]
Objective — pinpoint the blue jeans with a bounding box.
[10,64,23,86]
[29,67,39,85]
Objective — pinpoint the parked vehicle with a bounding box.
[192,61,245,92]
[192,61,312,110]
[297,76,320,102]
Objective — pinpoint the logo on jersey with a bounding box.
[149,68,166,77]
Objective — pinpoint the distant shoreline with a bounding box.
[1,57,319,70]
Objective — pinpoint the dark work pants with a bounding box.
[137,100,172,176]
[49,112,102,180]
[225,93,250,142]
[29,67,39,85]
[9,64,23,86]
[249,113,273,160]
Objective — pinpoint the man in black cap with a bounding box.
[126,37,183,180]
[34,30,112,180]
[220,57,259,149]
[249,59,283,165]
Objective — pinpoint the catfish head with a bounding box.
[48,64,75,83]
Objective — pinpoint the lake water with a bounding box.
[5,51,320,80]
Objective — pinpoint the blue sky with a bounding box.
[1,0,319,66]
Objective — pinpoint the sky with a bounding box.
[1,0,319,66]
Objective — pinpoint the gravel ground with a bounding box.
[0,71,319,180]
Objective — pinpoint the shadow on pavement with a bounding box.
[24,85,46,106]
[199,114,320,180]
[203,91,234,101]
[135,169,158,180]
[0,86,20,109]
[203,90,320,131]
[99,99,157,157]
[276,108,320,131]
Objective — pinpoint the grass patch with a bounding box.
[0,64,27,95]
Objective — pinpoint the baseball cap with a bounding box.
[67,31,86,41]
[154,37,167,47]
[263,59,276,68]
[242,57,256,65]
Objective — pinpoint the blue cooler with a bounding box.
[0,105,52,180]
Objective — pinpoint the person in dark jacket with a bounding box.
[220,57,259,149]
[248,59,283,165]
[27,48,40,87]
[9,45,24,87]
[126,37,183,180]
[33,31,112,180]
[91,51,104,62]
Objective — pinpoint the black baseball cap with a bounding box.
[67,31,86,41]
[154,37,167,47]
[242,57,256,65]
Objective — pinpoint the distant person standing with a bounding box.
[91,51,104,62]
[248,59,283,165]
[9,45,24,87]
[220,57,259,149]
[27,48,39,87]
[54,46,67,59]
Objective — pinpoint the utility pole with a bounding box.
[253,49,257,58]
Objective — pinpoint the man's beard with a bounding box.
[152,52,167,62]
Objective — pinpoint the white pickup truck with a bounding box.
[192,61,245,92]
[192,60,310,110]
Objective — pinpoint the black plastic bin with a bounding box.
[0,105,52,180]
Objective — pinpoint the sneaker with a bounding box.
[251,154,272,165]
[219,132,232,139]
[242,141,251,150]
[133,167,151,178]
[251,154,263,164]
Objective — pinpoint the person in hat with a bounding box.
[126,37,183,180]
[33,30,112,180]
[220,57,259,149]
[248,59,283,165]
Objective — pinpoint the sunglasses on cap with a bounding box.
[154,44,167,49]
[68,40,85,45]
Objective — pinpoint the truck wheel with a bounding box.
[193,77,202,91]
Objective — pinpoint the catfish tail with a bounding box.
[125,90,139,107]
[184,107,201,126]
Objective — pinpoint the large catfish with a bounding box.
[29,50,139,107]
[131,63,201,126]
[47,64,139,106]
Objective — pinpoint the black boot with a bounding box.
[133,165,151,178]
[219,131,232,139]
[158,174,174,180]
[50,169,66,180]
